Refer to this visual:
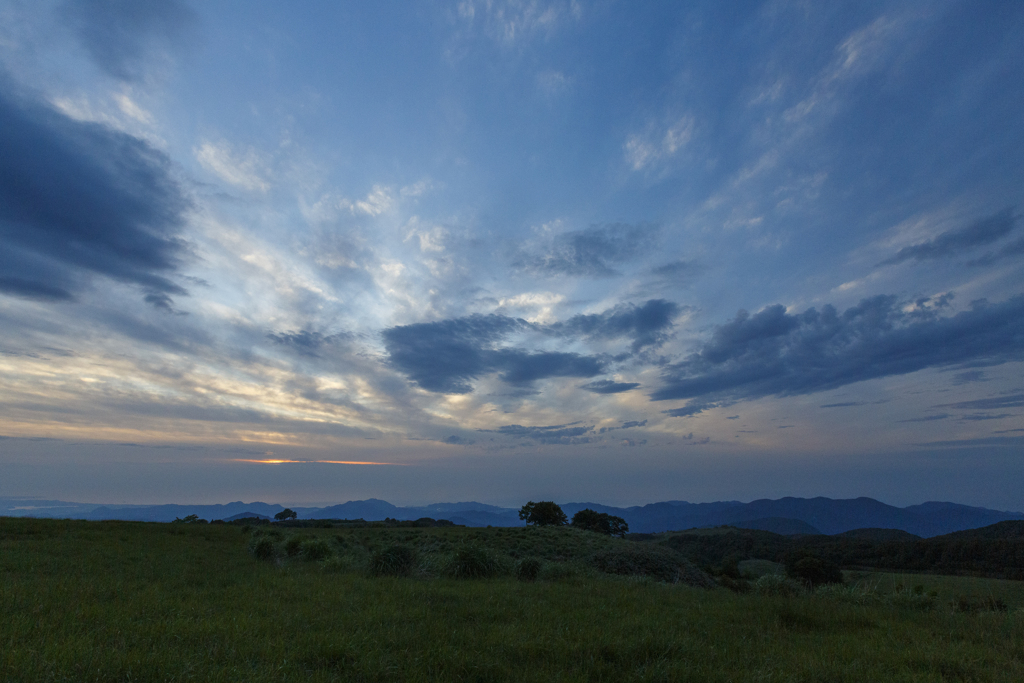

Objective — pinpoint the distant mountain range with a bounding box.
[2,496,1021,538]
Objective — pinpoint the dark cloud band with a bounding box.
[655,295,1024,413]
[0,80,189,305]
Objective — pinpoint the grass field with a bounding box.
[2,517,1023,682]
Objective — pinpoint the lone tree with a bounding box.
[274,508,297,521]
[518,501,567,526]
[571,508,629,537]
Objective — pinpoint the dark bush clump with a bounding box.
[515,557,542,581]
[249,536,276,561]
[785,552,843,587]
[369,545,417,577]
[284,536,308,557]
[591,546,716,587]
[449,545,501,579]
[301,538,332,561]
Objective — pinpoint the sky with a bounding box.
[1,0,1022,510]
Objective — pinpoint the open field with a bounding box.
[2,517,1023,682]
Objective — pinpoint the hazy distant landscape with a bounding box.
[5,495,1022,537]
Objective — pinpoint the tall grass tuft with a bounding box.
[446,545,505,579]
[300,538,332,561]
[515,557,542,581]
[368,544,417,576]
[249,535,276,561]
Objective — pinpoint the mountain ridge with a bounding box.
[3,496,1022,537]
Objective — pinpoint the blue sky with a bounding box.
[1,0,1022,509]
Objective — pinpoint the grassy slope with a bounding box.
[1,517,1023,682]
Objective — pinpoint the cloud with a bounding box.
[967,236,1024,267]
[899,414,950,423]
[820,401,864,408]
[267,330,350,358]
[512,223,658,277]
[0,81,189,303]
[624,117,694,171]
[382,314,603,393]
[934,394,1024,411]
[194,142,270,192]
[62,0,197,82]
[650,260,701,280]
[653,295,1024,412]
[548,299,680,351]
[879,208,1018,266]
[951,370,988,385]
[580,380,640,394]
[960,413,1013,421]
[662,401,722,418]
[382,298,684,394]
[916,436,1024,449]
[480,422,595,445]
[598,419,647,433]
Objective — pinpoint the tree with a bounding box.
[571,509,629,537]
[172,514,206,524]
[274,508,297,521]
[518,501,567,527]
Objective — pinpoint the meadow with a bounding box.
[2,517,1022,682]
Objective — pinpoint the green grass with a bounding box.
[2,517,1023,682]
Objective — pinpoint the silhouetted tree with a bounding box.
[519,501,567,526]
[571,508,629,537]
[274,508,297,521]
[172,514,206,524]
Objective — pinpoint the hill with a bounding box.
[3,496,1022,538]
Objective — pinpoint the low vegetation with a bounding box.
[2,516,1023,681]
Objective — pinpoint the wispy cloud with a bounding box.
[879,208,1018,266]
[194,141,270,192]
[512,223,658,277]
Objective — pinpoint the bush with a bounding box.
[284,535,309,557]
[753,573,804,596]
[369,545,417,577]
[515,557,542,581]
[447,545,503,579]
[249,536,276,561]
[591,546,716,588]
[301,538,332,561]
[785,552,843,587]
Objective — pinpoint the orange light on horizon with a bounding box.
[231,458,405,466]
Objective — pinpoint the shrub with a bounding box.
[784,552,843,587]
[284,536,308,557]
[515,557,542,581]
[447,545,503,579]
[369,545,417,577]
[301,538,332,561]
[249,536,276,561]
[753,573,803,597]
[590,546,715,588]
